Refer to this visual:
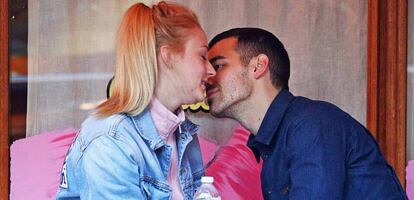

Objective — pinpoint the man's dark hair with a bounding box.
[209,27,290,90]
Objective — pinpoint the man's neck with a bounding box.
[236,87,280,136]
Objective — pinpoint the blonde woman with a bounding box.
[55,1,215,199]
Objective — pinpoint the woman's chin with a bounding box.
[181,98,200,107]
[183,90,205,105]
[197,92,207,102]
[192,94,205,104]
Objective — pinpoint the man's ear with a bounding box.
[254,54,269,79]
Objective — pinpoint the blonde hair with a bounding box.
[96,1,201,117]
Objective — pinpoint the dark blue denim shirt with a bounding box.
[247,89,407,200]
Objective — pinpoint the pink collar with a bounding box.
[149,98,185,142]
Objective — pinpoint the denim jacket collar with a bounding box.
[130,108,199,150]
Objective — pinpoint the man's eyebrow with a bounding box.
[209,55,225,63]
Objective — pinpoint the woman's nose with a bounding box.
[205,61,216,77]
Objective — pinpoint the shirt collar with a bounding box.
[247,89,295,161]
[131,108,198,151]
[130,108,164,150]
[149,98,185,142]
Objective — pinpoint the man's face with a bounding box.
[207,37,253,118]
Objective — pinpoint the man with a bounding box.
[206,27,407,199]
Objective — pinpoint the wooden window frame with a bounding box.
[0,0,9,198]
[0,0,408,198]
[367,0,407,186]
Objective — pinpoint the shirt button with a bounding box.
[282,187,289,194]
[181,168,187,174]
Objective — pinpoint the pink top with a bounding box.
[149,98,185,200]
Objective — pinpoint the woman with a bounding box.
[55,1,215,199]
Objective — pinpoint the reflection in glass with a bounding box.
[408,0,414,161]
[9,0,28,141]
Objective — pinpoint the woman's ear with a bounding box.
[254,54,269,79]
[159,45,173,69]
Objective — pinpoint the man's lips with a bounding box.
[206,87,219,99]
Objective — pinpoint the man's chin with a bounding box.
[209,105,227,118]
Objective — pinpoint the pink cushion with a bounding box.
[202,125,263,200]
[10,129,77,200]
[407,160,414,199]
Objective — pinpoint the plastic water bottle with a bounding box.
[193,176,221,200]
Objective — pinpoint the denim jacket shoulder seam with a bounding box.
[73,133,106,178]
[74,132,140,179]
[106,114,128,138]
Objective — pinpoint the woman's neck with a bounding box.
[153,90,181,114]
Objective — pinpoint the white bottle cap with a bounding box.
[201,176,214,183]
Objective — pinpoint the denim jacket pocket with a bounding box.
[191,168,204,186]
[141,176,171,200]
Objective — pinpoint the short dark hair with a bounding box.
[209,27,290,90]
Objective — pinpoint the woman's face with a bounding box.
[169,27,216,105]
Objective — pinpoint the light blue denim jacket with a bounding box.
[55,108,204,200]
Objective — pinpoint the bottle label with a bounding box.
[195,193,221,200]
